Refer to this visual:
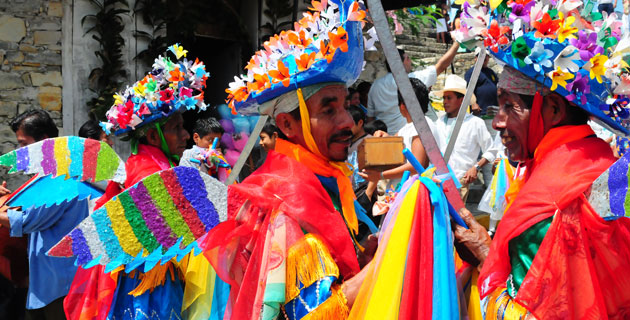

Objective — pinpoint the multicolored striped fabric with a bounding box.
[589,151,630,219]
[0,136,126,184]
[48,166,227,272]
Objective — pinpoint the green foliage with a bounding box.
[133,0,169,69]
[389,5,443,36]
[82,0,130,120]
[260,0,295,41]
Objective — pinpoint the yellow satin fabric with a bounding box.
[181,253,216,319]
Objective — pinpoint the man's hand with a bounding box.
[0,181,10,196]
[358,169,381,184]
[462,166,478,185]
[453,208,492,268]
[358,233,379,268]
[371,130,389,138]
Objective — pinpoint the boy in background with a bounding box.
[179,117,224,176]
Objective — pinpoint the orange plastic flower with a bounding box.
[296,52,317,71]
[317,41,336,63]
[329,26,348,52]
[269,61,292,87]
[532,12,560,39]
[348,2,366,22]
[309,0,328,12]
[169,67,185,82]
[288,30,312,48]
[247,73,270,93]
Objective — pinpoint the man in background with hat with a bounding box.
[367,43,460,135]
[435,74,493,202]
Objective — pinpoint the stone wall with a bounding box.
[0,1,64,151]
[0,1,63,188]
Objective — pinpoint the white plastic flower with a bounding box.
[554,45,581,72]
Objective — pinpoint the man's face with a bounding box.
[442,91,463,116]
[15,129,37,147]
[493,89,532,162]
[279,85,354,161]
[259,132,277,151]
[403,53,412,73]
[350,92,361,106]
[161,113,190,157]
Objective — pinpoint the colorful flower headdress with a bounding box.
[226,0,366,115]
[101,44,209,136]
[452,0,630,135]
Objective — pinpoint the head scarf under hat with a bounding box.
[497,66,551,96]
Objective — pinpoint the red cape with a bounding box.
[202,151,360,320]
[479,134,630,319]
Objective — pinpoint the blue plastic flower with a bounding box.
[523,41,555,73]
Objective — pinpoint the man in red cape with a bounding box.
[454,67,630,319]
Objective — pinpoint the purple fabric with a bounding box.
[129,182,177,248]
[41,139,56,176]
[16,146,30,172]
[609,154,630,217]
[70,228,93,265]
[175,167,220,232]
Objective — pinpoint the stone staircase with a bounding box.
[396,27,494,215]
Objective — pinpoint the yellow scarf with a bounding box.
[273,88,358,235]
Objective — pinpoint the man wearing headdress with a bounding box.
[202,1,380,319]
[63,46,212,320]
[451,1,630,317]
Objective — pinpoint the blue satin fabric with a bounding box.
[284,276,336,320]
[420,177,460,320]
[107,270,184,320]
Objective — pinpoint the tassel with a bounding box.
[128,261,184,297]
[286,234,339,301]
[298,285,349,320]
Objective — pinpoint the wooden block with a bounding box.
[357,136,405,171]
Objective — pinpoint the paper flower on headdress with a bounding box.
[225,0,366,115]
[101,44,209,136]
[509,0,535,24]
[524,41,554,73]
[482,20,510,53]
[548,67,574,90]
[570,30,604,61]
[557,12,578,43]
[451,0,630,135]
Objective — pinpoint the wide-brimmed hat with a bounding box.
[451,0,630,135]
[434,74,478,104]
[101,44,209,136]
[225,0,366,116]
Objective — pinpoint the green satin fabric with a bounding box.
[507,216,553,297]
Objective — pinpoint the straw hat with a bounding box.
[434,74,477,104]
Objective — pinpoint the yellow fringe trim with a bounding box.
[486,288,534,320]
[127,260,185,297]
[286,234,339,302]
[298,285,349,320]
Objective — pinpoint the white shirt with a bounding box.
[367,66,438,135]
[397,119,442,151]
[436,113,494,180]
[390,119,442,187]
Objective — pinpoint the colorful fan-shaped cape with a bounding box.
[48,166,227,273]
